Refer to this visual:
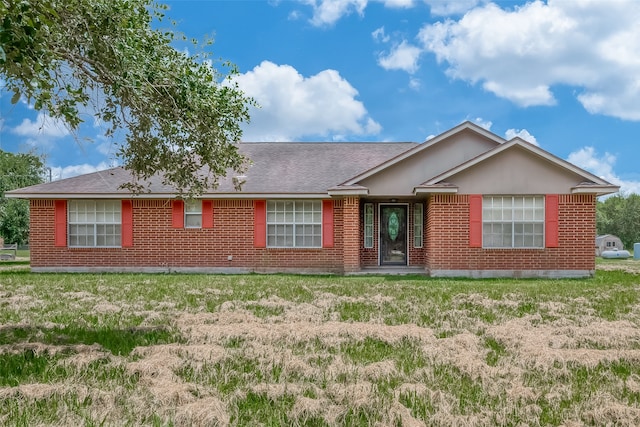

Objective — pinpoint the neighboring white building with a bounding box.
[595,234,624,256]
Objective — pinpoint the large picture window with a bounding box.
[267,200,321,248]
[68,200,121,247]
[482,196,544,248]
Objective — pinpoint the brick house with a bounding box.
[7,122,618,277]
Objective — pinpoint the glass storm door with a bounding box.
[380,205,407,266]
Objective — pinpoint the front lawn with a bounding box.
[1,268,640,425]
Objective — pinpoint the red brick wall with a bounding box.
[426,194,596,273]
[343,196,360,272]
[29,199,345,272]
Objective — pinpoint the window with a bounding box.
[185,200,202,228]
[414,203,423,248]
[68,200,121,247]
[364,203,374,248]
[482,196,544,248]
[267,200,321,248]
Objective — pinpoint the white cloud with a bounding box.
[384,0,414,8]
[567,147,640,195]
[232,61,381,141]
[50,162,112,181]
[12,112,70,139]
[425,0,483,16]
[418,0,640,120]
[303,0,476,26]
[377,40,422,74]
[409,77,421,91]
[505,128,538,146]
[473,117,492,130]
[303,0,367,26]
[372,27,390,43]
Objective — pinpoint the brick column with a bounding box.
[343,196,360,273]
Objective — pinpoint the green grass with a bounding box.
[0,350,71,387]
[1,269,640,425]
[0,324,181,356]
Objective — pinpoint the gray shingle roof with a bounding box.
[7,142,417,197]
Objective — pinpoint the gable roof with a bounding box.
[6,142,417,198]
[6,122,619,199]
[415,137,619,195]
[339,121,504,187]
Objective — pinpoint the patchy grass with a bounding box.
[1,267,640,425]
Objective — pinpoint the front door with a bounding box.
[380,205,407,266]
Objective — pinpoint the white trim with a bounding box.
[327,188,369,196]
[378,203,409,267]
[413,203,423,249]
[571,185,620,195]
[5,192,330,200]
[266,200,322,249]
[67,200,122,248]
[481,195,545,249]
[184,199,203,229]
[414,186,458,195]
[363,203,374,249]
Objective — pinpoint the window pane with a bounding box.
[414,203,423,248]
[69,224,94,247]
[185,214,202,228]
[185,200,201,213]
[364,203,374,249]
[483,196,545,248]
[68,201,121,247]
[266,200,321,247]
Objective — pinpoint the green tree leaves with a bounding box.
[1,0,252,195]
[597,194,640,250]
[0,150,45,245]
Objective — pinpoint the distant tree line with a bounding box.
[597,193,640,250]
[0,150,45,245]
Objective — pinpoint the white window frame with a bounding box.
[482,196,545,248]
[267,200,322,248]
[414,203,423,248]
[364,203,374,248]
[68,200,121,248]
[185,199,202,228]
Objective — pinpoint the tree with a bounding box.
[0,0,252,195]
[597,193,640,250]
[0,150,46,245]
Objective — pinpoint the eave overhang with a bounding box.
[413,182,459,195]
[571,183,620,196]
[327,185,369,197]
[4,192,332,200]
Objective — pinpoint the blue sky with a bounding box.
[1,0,639,193]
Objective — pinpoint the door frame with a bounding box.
[378,203,409,266]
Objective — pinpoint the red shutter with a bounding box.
[322,199,334,248]
[172,200,184,228]
[121,200,133,247]
[254,200,266,248]
[545,194,559,248]
[469,195,482,248]
[54,200,67,247]
[202,200,214,229]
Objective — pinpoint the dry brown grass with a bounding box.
[1,264,640,425]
